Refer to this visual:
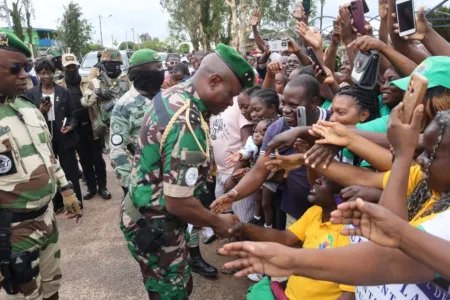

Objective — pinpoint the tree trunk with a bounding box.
[226,0,238,49]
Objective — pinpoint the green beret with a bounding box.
[0,29,31,58]
[129,49,162,68]
[215,43,255,89]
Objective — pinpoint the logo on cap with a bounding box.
[153,53,160,60]
[0,32,9,47]
[66,56,75,61]
[415,62,427,75]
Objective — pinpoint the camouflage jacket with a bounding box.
[81,71,130,139]
[0,96,69,212]
[128,81,210,219]
[109,85,152,188]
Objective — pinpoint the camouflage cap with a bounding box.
[101,48,123,64]
[46,46,64,58]
[129,49,161,68]
[0,29,32,57]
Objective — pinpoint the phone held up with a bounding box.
[297,106,307,127]
[41,96,51,105]
[400,73,428,124]
[268,40,289,52]
[349,0,367,34]
[307,47,326,77]
[396,0,416,37]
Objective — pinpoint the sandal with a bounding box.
[220,266,238,275]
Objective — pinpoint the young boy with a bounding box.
[229,175,355,300]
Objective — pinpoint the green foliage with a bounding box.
[428,6,450,42]
[119,41,135,50]
[139,33,151,42]
[10,0,24,41]
[140,38,168,52]
[87,43,103,51]
[178,43,190,54]
[22,0,34,46]
[56,1,92,58]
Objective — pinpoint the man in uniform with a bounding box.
[0,29,81,300]
[121,43,254,299]
[46,46,64,81]
[111,49,218,279]
[82,48,130,200]
[59,53,109,201]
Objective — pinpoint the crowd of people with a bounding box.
[1,0,450,299]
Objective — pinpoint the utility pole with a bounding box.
[111,35,114,48]
[3,0,12,30]
[136,32,141,49]
[125,30,128,50]
[131,28,135,44]
[99,15,103,46]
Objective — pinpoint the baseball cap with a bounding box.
[62,54,79,67]
[390,56,450,90]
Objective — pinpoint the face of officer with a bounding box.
[0,49,28,98]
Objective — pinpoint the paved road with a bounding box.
[0,156,251,300]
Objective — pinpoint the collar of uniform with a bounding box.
[130,85,147,107]
[182,79,207,114]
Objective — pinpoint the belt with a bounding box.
[2,205,49,223]
[124,194,184,231]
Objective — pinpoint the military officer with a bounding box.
[121,43,254,299]
[0,29,81,300]
[81,48,130,200]
[46,46,64,81]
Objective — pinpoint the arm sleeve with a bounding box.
[65,90,78,128]
[54,158,69,188]
[81,81,98,108]
[239,136,255,160]
[109,102,132,188]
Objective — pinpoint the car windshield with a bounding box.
[81,52,128,70]
[158,53,167,62]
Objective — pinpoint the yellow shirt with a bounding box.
[382,165,441,225]
[285,206,355,300]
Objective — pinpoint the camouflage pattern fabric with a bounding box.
[81,71,130,140]
[46,46,63,58]
[101,48,123,63]
[120,80,210,298]
[109,85,151,188]
[0,96,69,299]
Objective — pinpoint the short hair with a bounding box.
[251,88,281,114]
[166,54,180,61]
[173,62,190,76]
[298,65,315,77]
[35,58,56,74]
[336,85,380,122]
[242,86,261,97]
[287,74,320,100]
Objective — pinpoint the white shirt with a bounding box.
[43,93,55,121]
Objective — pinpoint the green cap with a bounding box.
[0,29,31,57]
[129,49,161,68]
[215,43,255,89]
[390,56,450,90]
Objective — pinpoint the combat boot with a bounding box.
[188,246,218,278]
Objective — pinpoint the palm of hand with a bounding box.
[251,16,259,26]
[319,126,349,147]
[305,30,322,49]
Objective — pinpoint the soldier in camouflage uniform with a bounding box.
[0,29,81,300]
[81,48,131,200]
[121,43,254,299]
[46,46,64,82]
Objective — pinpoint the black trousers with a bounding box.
[76,124,107,192]
[52,141,83,210]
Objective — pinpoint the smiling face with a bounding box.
[379,68,404,109]
[307,176,341,208]
[282,84,314,127]
[249,97,276,122]
[286,54,301,77]
[339,59,352,82]
[238,93,252,121]
[330,94,369,125]
[416,120,450,193]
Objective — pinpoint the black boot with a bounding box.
[188,246,217,278]
[98,187,112,200]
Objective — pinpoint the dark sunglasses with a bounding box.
[0,62,32,75]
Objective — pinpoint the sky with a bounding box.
[0,0,447,48]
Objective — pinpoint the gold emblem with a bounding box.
[153,53,160,60]
[0,32,9,47]
[244,73,248,76]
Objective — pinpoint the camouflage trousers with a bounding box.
[4,203,61,300]
[121,207,192,300]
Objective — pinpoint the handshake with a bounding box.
[210,190,248,238]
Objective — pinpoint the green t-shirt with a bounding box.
[321,99,332,110]
[378,94,391,117]
[356,115,390,133]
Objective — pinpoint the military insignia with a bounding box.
[66,56,75,61]
[185,167,198,187]
[0,126,10,137]
[111,134,123,146]
[0,32,9,47]
[0,154,12,174]
[153,53,160,60]
[112,123,122,132]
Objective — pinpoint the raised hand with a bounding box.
[348,35,387,52]
[304,144,339,169]
[218,241,297,278]
[339,5,353,41]
[210,189,238,214]
[264,151,304,178]
[330,198,407,248]
[296,21,322,50]
[313,63,335,86]
[310,120,350,147]
[394,6,429,41]
[291,3,307,21]
[251,9,261,27]
[379,0,388,20]
[265,128,299,155]
[286,37,301,53]
[267,60,284,75]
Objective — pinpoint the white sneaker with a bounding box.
[247,273,264,282]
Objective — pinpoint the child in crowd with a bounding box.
[230,88,280,229]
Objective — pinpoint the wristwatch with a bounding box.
[60,181,73,193]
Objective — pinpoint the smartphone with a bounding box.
[41,96,51,104]
[363,0,370,13]
[303,0,311,16]
[349,0,366,34]
[297,106,307,127]
[306,47,326,76]
[396,0,416,37]
[400,73,428,124]
[268,40,288,52]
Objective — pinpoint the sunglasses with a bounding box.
[0,62,32,75]
[168,61,179,66]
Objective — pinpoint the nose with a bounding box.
[18,67,27,79]
[329,114,338,122]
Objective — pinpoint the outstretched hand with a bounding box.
[210,189,238,214]
[296,22,322,50]
[218,241,297,278]
[250,9,261,27]
[330,198,407,248]
[264,151,304,178]
[309,120,350,147]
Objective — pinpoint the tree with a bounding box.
[56,1,92,58]
[139,32,151,42]
[179,43,190,54]
[22,0,34,46]
[10,0,24,41]
[87,43,103,51]
[428,6,450,42]
[141,38,168,51]
[119,41,135,50]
